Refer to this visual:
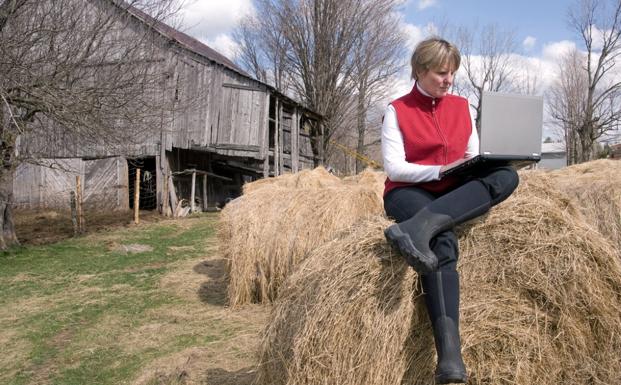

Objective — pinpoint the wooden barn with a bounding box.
[12,1,322,214]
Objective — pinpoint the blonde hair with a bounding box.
[410,37,461,80]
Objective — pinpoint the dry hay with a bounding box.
[546,159,621,253]
[241,167,342,195]
[220,183,384,306]
[255,173,621,385]
[343,168,386,199]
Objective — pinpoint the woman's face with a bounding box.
[417,63,455,98]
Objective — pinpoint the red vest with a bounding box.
[384,86,472,195]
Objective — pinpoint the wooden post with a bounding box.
[274,98,280,176]
[70,191,78,235]
[202,174,208,211]
[168,175,178,217]
[190,170,196,213]
[162,171,169,216]
[262,94,271,178]
[278,100,284,175]
[134,169,140,224]
[292,108,299,172]
[76,175,84,233]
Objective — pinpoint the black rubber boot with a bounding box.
[384,180,492,273]
[384,208,451,272]
[422,271,467,384]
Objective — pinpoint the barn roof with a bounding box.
[119,1,250,78]
[115,1,321,119]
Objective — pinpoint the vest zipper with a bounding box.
[431,98,448,163]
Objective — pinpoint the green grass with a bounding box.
[0,213,256,385]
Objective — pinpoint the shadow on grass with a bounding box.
[194,259,228,306]
[205,367,256,385]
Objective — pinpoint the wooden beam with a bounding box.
[190,170,196,213]
[202,175,208,210]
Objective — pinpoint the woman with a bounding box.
[381,37,519,384]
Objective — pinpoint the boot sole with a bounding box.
[384,225,437,273]
[435,371,468,384]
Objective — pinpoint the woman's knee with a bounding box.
[479,166,519,205]
[383,187,435,223]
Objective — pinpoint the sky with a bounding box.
[176,0,602,140]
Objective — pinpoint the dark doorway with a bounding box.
[127,157,157,210]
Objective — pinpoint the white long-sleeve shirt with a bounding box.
[381,85,479,184]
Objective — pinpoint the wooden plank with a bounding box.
[292,108,299,172]
[274,98,280,176]
[222,83,263,91]
[202,65,211,146]
[259,93,270,159]
[278,102,284,175]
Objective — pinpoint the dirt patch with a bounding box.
[152,249,269,385]
[132,347,258,385]
[0,329,32,381]
[14,209,164,246]
[115,243,153,254]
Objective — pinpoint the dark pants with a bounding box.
[383,166,519,271]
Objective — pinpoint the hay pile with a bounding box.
[242,167,342,195]
[255,172,621,385]
[220,168,385,306]
[546,159,621,253]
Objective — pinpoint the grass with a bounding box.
[0,212,268,385]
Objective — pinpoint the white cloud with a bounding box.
[202,34,239,61]
[417,0,437,10]
[522,36,537,51]
[401,21,438,51]
[178,0,254,46]
[542,40,576,61]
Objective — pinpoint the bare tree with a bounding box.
[547,48,591,164]
[550,0,621,164]
[234,0,406,168]
[234,5,291,90]
[453,24,519,133]
[349,3,407,173]
[0,0,179,249]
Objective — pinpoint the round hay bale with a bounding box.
[219,184,384,306]
[242,167,342,195]
[256,175,621,385]
[256,216,419,385]
[547,159,621,253]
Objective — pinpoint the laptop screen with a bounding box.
[479,91,543,156]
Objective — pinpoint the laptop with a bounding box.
[440,91,543,178]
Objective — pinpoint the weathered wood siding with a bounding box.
[13,157,128,210]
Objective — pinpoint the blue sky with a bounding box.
[178,0,610,140]
[178,0,581,68]
[403,0,577,54]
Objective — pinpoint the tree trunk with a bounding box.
[355,83,367,174]
[0,168,19,250]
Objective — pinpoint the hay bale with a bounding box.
[256,216,419,385]
[219,184,384,306]
[256,174,621,385]
[343,168,386,199]
[547,159,621,253]
[242,167,342,195]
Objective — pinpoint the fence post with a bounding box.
[134,168,141,224]
[70,191,78,235]
[76,175,84,233]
